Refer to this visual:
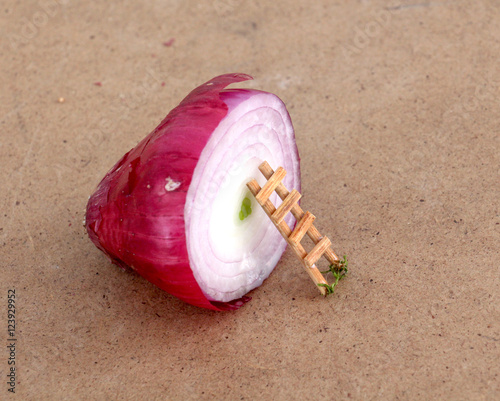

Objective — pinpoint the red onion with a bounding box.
[85,73,300,310]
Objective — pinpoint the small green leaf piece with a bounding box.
[318,255,348,296]
[238,196,253,221]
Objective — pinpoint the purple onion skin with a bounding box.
[86,74,255,311]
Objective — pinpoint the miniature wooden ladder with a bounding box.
[246,161,340,296]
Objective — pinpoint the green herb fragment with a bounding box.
[238,196,252,221]
[317,255,348,295]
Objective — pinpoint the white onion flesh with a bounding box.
[185,90,300,302]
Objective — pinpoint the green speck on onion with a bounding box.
[239,196,252,221]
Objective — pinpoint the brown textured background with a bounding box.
[2,0,499,400]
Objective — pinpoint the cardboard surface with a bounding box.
[2,0,499,399]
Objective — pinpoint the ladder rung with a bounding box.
[246,179,261,197]
[305,225,338,260]
[304,236,332,268]
[289,211,316,244]
[255,167,286,204]
[258,161,275,180]
[247,179,278,216]
[272,189,301,223]
[323,248,339,265]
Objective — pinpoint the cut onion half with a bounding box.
[85,73,300,310]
